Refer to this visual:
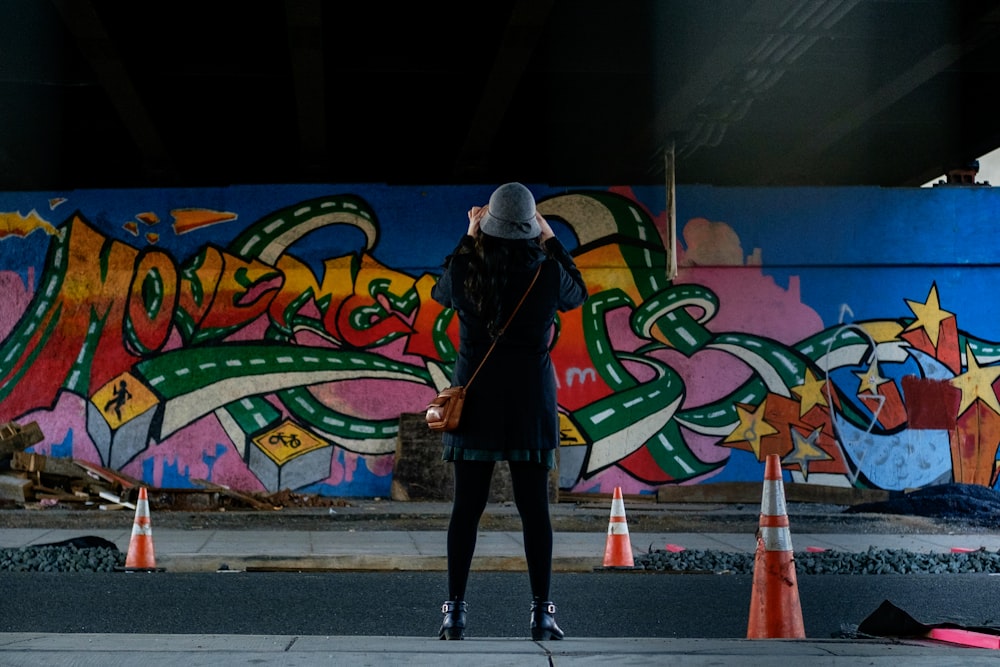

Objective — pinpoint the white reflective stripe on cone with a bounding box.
[610,497,626,516]
[607,521,630,535]
[759,479,787,516]
[759,526,793,552]
[131,523,153,537]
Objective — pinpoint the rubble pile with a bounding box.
[0,420,351,513]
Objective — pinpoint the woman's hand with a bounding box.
[536,211,555,242]
[468,205,488,236]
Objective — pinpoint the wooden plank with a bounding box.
[191,478,278,511]
[12,452,89,479]
[655,482,889,506]
[98,489,136,510]
[34,488,90,503]
[0,421,43,456]
[0,473,33,502]
[72,459,142,490]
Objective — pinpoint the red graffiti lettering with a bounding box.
[334,255,413,349]
[178,246,283,343]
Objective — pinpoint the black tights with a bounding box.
[446,460,553,602]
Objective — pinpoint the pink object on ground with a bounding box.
[926,627,1000,649]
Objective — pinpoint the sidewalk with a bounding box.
[0,632,996,666]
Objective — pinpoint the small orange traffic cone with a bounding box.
[746,454,804,638]
[602,486,634,568]
[123,487,164,572]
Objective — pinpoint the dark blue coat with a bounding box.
[430,235,587,454]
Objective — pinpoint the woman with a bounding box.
[430,182,588,640]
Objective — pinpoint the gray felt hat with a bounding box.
[479,182,541,240]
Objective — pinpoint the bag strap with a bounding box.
[464,264,542,391]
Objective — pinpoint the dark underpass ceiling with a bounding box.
[3,0,1000,191]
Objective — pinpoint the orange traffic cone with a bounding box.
[602,486,634,568]
[746,454,804,638]
[123,487,164,572]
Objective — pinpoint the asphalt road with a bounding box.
[3,571,998,639]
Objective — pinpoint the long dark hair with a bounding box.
[465,234,539,338]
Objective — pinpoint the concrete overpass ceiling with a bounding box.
[3,0,999,189]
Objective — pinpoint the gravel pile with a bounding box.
[634,546,1000,575]
[0,537,124,572]
[633,483,1000,575]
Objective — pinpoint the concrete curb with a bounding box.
[154,554,601,573]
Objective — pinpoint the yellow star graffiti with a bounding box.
[950,344,1000,416]
[904,284,954,347]
[787,425,832,481]
[791,369,829,417]
[723,400,778,458]
[854,359,890,395]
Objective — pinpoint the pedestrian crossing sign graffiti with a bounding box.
[91,372,159,429]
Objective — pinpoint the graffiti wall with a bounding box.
[1,184,998,497]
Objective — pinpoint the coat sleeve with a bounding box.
[543,237,588,312]
[430,235,475,308]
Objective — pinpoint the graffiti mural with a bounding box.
[0,184,998,497]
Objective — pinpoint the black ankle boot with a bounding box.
[530,599,564,640]
[439,600,467,640]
